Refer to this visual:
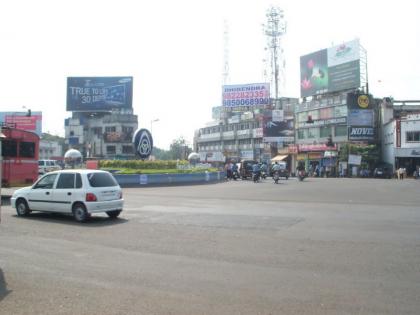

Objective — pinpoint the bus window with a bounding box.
[20,141,35,158]
[2,140,17,157]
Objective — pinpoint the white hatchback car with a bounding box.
[11,170,124,222]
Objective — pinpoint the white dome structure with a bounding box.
[64,149,82,168]
[188,152,200,161]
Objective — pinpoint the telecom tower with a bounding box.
[263,6,286,100]
[222,19,230,85]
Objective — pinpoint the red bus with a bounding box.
[1,124,39,187]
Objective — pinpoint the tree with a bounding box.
[152,147,172,160]
[169,137,192,160]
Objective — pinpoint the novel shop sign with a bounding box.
[349,127,374,140]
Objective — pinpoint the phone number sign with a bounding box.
[222,83,270,107]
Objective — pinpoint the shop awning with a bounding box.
[271,154,288,162]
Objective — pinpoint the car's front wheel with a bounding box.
[16,199,30,217]
[72,203,89,223]
[106,210,122,219]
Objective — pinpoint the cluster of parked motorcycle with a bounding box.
[227,159,306,184]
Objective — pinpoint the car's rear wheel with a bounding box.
[106,210,122,219]
[16,199,30,216]
[72,203,89,223]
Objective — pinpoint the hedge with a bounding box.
[99,159,189,170]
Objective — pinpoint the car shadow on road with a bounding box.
[0,268,12,303]
[13,212,128,227]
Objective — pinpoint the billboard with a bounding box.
[300,39,360,97]
[348,110,374,126]
[262,110,294,143]
[0,111,42,135]
[67,77,133,111]
[222,83,270,108]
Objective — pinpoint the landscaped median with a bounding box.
[98,159,226,187]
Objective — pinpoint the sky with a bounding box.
[1,0,420,150]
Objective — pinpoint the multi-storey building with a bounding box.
[294,91,378,174]
[64,110,138,159]
[381,99,420,174]
[39,139,63,160]
[195,97,298,166]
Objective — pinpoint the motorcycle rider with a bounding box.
[260,162,268,178]
[296,162,305,178]
[231,162,239,179]
[252,162,261,182]
[272,161,281,183]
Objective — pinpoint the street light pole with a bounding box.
[150,118,159,134]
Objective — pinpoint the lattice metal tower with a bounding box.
[222,19,230,85]
[263,6,286,99]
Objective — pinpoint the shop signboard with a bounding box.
[300,117,346,128]
[348,154,362,165]
[348,126,375,140]
[347,92,374,110]
[394,148,420,157]
[272,110,284,122]
[299,144,337,152]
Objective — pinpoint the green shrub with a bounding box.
[98,159,189,170]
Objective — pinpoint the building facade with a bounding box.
[294,91,378,175]
[39,139,63,160]
[381,100,420,174]
[195,98,298,166]
[64,110,138,159]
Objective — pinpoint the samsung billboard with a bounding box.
[67,77,133,111]
[300,39,361,97]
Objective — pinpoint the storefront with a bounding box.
[298,144,338,176]
[395,148,420,176]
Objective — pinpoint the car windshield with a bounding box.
[87,172,118,187]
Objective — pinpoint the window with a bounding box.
[320,126,331,138]
[335,125,348,137]
[406,131,420,142]
[122,145,133,154]
[92,127,103,135]
[297,112,307,122]
[2,140,17,157]
[87,172,118,187]
[308,110,319,120]
[334,106,347,118]
[56,174,75,189]
[298,129,305,139]
[76,173,82,188]
[105,126,116,132]
[308,128,319,139]
[34,174,58,189]
[320,107,333,119]
[106,146,116,154]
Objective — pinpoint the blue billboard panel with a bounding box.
[348,109,374,126]
[67,77,133,111]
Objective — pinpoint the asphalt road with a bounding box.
[1,177,420,315]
